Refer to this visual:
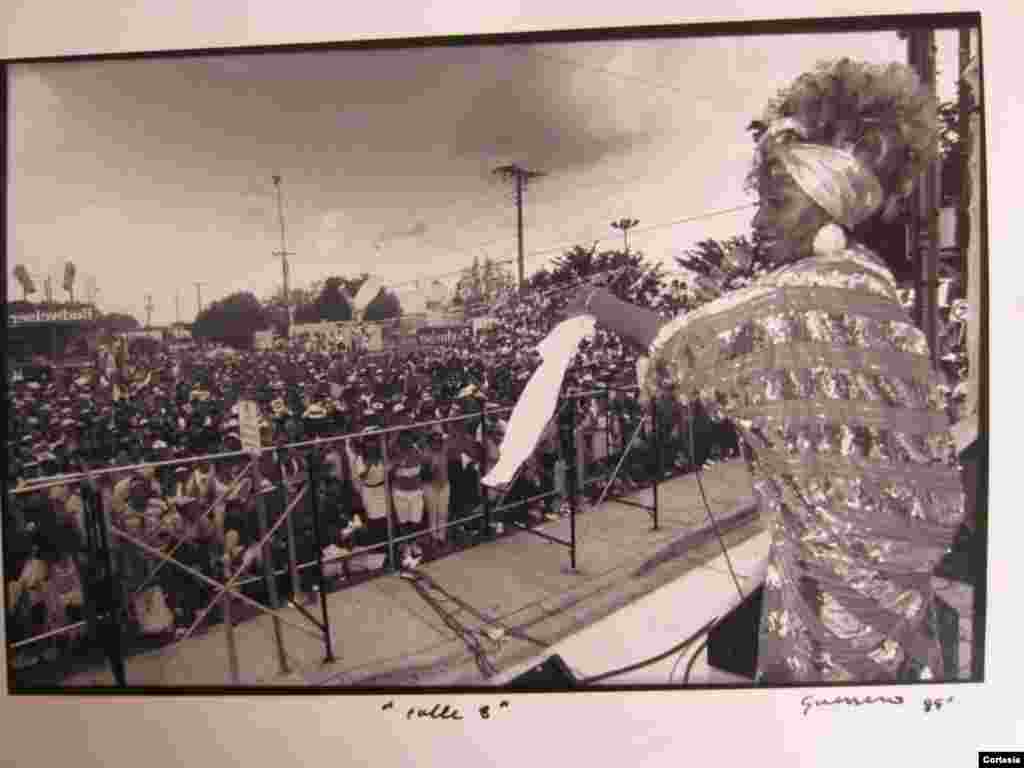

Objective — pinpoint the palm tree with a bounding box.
[63,261,77,304]
[13,265,36,300]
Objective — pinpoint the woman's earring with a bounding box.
[812,222,848,257]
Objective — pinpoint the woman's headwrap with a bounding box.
[761,117,884,231]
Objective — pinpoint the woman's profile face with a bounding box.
[752,166,830,265]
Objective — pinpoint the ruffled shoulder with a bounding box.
[636,281,775,405]
[636,244,895,406]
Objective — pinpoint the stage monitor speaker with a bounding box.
[934,593,960,680]
[706,584,763,680]
[503,654,577,689]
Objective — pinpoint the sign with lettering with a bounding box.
[238,400,262,452]
[416,324,473,347]
[9,305,97,327]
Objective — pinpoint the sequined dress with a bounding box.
[639,244,965,683]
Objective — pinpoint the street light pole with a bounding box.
[611,218,640,254]
[194,282,205,317]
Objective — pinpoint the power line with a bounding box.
[376,201,756,291]
[249,160,703,276]
[522,202,757,264]
[421,165,672,258]
[223,200,755,307]
[385,257,516,292]
[419,169,658,266]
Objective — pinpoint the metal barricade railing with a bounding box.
[5,384,677,687]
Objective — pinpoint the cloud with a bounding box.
[451,45,659,176]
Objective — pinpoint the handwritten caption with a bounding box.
[800,693,956,717]
[381,700,511,722]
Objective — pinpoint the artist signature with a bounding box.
[801,693,955,716]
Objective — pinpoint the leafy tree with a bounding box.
[673,235,769,306]
[193,291,269,348]
[312,276,353,322]
[99,312,141,333]
[13,265,36,300]
[63,261,77,303]
[480,257,515,302]
[339,273,370,300]
[453,256,513,313]
[548,243,600,286]
[524,267,553,294]
[541,244,665,311]
[364,288,402,322]
[455,256,484,304]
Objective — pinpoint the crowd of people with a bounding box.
[5,284,740,673]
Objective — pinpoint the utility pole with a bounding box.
[957,27,973,292]
[272,175,295,327]
[145,294,154,329]
[611,218,640,254]
[194,282,205,317]
[494,164,545,291]
[906,28,941,367]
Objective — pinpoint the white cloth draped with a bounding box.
[482,315,595,487]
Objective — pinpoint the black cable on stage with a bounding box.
[577,616,719,685]
[682,632,713,686]
[573,406,750,687]
[689,408,745,602]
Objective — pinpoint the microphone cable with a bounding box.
[574,404,750,686]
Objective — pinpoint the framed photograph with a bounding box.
[2,4,1008,767]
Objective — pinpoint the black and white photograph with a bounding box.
[4,12,989,701]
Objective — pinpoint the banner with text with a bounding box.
[9,305,97,327]
[416,323,473,347]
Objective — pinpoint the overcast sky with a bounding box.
[7,27,963,325]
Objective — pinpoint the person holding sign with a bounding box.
[558,60,964,684]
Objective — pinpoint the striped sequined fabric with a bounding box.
[640,244,965,683]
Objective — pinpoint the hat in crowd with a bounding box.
[304,404,328,420]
